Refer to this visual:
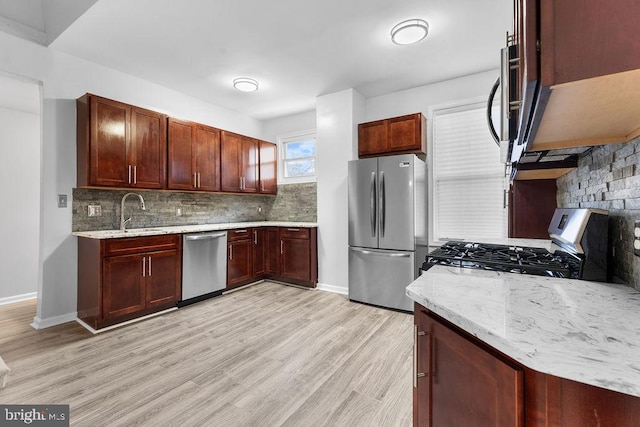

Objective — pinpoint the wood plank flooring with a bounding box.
[0,282,413,426]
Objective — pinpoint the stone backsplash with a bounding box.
[557,136,640,289]
[72,182,317,232]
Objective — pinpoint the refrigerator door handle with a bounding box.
[350,247,411,257]
[370,171,377,237]
[380,171,386,238]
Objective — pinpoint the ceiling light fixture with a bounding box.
[233,77,259,92]
[390,19,429,45]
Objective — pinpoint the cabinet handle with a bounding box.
[197,173,201,189]
[229,245,233,261]
[261,183,264,192]
[413,325,427,387]
[193,173,197,188]
[287,228,300,232]
[148,256,152,276]
[254,230,258,245]
[239,177,243,190]
[128,165,132,184]
[280,240,284,255]
[133,165,137,184]
[142,257,146,277]
[235,229,247,233]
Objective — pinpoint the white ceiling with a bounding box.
[0,0,512,121]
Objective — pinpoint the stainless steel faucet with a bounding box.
[120,192,146,230]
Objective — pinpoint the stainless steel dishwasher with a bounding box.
[180,231,227,306]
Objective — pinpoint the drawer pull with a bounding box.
[235,229,247,233]
[287,228,300,231]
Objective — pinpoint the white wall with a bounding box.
[0,74,41,304]
[365,70,499,122]
[316,89,365,294]
[0,30,262,328]
[261,110,316,143]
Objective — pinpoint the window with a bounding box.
[430,100,507,244]
[278,130,316,183]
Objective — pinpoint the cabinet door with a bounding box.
[221,131,242,192]
[388,114,422,152]
[259,140,277,194]
[265,227,280,276]
[90,96,130,187]
[103,254,146,319]
[358,119,387,157]
[145,249,181,309]
[130,106,166,189]
[281,237,311,283]
[167,118,195,190]
[227,239,252,287]
[252,228,266,277]
[242,137,259,193]
[415,306,524,427]
[195,124,221,192]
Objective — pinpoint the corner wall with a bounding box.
[557,137,640,289]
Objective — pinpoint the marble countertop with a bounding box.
[406,265,640,397]
[73,221,318,239]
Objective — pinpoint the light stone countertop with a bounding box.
[73,221,318,239]
[406,265,640,398]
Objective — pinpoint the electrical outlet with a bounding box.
[634,220,640,256]
[176,208,182,217]
[258,206,262,213]
[57,194,67,208]
[88,205,102,217]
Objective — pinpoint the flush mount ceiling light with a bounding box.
[233,77,259,92]
[391,18,429,45]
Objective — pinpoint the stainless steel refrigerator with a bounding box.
[348,154,428,312]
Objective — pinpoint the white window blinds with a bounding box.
[431,103,507,243]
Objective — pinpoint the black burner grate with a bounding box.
[423,241,581,279]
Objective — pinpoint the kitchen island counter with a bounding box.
[407,265,640,398]
[73,221,317,239]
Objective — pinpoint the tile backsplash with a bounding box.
[557,136,640,289]
[72,182,317,232]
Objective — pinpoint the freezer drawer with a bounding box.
[348,246,414,312]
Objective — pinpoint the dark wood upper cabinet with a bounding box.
[358,113,426,158]
[221,131,260,193]
[167,118,220,191]
[259,140,277,194]
[515,0,640,155]
[509,179,557,239]
[77,93,166,189]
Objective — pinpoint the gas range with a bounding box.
[423,208,609,282]
[424,241,581,279]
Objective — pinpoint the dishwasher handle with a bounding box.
[184,231,227,241]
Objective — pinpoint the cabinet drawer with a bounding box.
[280,227,310,239]
[227,228,251,241]
[104,235,180,256]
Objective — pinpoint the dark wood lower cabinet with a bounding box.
[414,304,523,426]
[414,303,640,427]
[226,226,317,290]
[78,235,181,330]
[227,238,253,289]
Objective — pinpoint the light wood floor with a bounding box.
[0,282,413,426]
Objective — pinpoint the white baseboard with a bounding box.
[316,282,348,295]
[76,307,178,334]
[0,292,37,306]
[31,312,78,330]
